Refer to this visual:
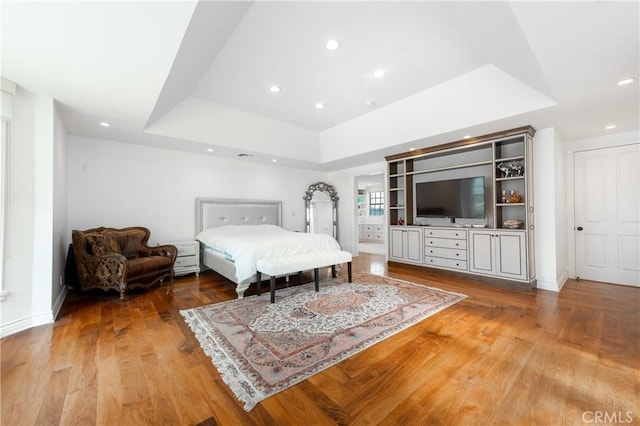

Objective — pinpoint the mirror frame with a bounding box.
[303,182,339,239]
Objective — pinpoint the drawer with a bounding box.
[424,247,467,261]
[374,226,385,233]
[425,256,468,271]
[364,225,374,232]
[174,243,197,256]
[424,228,467,240]
[425,237,467,250]
[373,233,384,240]
[175,256,198,268]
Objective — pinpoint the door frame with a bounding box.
[564,130,639,280]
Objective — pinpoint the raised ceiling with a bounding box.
[2,1,638,170]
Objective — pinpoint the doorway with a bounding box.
[574,144,639,287]
[355,174,386,255]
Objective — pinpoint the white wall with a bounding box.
[553,129,568,286]
[67,136,328,243]
[1,87,56,337]
[533,128,566,291]
[52,104,68,316]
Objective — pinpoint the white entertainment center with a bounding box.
[386,126,536,291]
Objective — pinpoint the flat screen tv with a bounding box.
[416,177,485,219]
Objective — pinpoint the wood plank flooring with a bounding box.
[2,253,639,425]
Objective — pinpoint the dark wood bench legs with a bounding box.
[270,275,276,303]
[258,261,353,303]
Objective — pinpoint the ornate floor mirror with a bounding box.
[304,182,339,240]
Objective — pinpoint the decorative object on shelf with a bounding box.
[501,189,508,204]
[503,220,524,229]
[508,190,523,203]
[398,218,405,225]
[497,162,524,178]
[510,163,524,176]
[497,162,511,178]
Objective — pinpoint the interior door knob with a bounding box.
[577,226,584,231]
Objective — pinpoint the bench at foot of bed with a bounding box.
[256,251,352,303]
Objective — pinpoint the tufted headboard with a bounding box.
[195,198,283,235]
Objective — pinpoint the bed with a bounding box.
[195,198,342,298]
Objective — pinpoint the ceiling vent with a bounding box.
[237,153,252,158]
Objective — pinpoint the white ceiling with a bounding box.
[2,1,638,171]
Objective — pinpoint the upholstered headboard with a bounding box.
[195,198,282,235]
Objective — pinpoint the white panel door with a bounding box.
[574,145,640,287]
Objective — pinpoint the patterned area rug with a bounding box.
[180,272,466,411]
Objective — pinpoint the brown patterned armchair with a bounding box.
[72,227,177,300]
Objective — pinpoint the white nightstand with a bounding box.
[162,240,200,277]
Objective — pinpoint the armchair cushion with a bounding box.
[85,232,121,256]
[72,226,177,300]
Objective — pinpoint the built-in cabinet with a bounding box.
[357,189,367,217]
[389,226,422,264]
[359,224,385,242]
[424,228,468,271]
[468,230,528,281]
[386,126,536,290]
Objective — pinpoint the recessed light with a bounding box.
[99,122,110,127]
[463,135,472,139]
[272,159,278,163]
[605,124,617,130]
[315,102,324,109]
[409,148,416,151]
[373,70,386,78]
[364,100,376,107]
[270,85,281,93]
[207,148,214,152]
[325,39,340,50]
[617,78,635,86]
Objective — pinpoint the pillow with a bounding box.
[86,233,120,256]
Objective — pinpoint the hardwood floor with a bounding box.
[2,253,639,425]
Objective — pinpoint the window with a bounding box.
[369,191,384,216]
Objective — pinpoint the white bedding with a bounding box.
[196,225,341,282]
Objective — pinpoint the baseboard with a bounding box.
[556,273,569,291]
[52,285,69,319]
[536,273,568,292]
[0,311,54,338]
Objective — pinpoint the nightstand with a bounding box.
[162,240,200,277]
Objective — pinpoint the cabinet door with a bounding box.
[389,227,406,261]
[469,231,495,274]
[406,228,423,263]
[496,232,527,280]
[389,227,422,263]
